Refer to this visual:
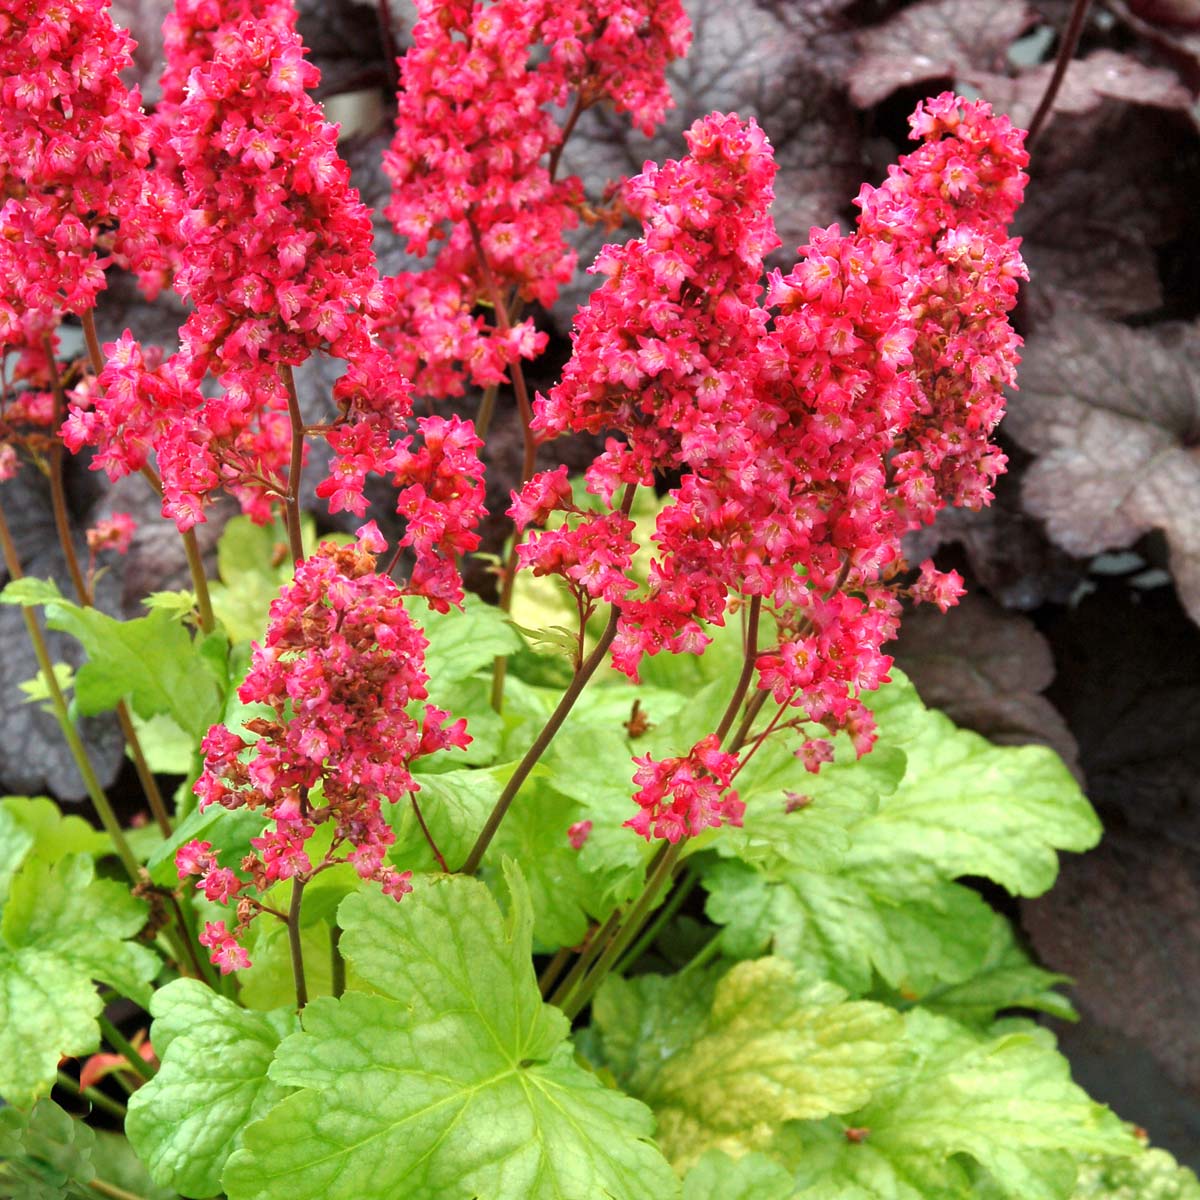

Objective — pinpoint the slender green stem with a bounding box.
[614,866,698,975]
[475,381,499,441]
[43,345,174,835]
[42,339,90,602]
[537,945,573,999]
[114,704,172,836]
[139,464,214,635]
[55,1070,126,1120]
[561,842,684,1020]
[280,365,306,565]
[548,908,623,1010]
[678,932,722,977]
[88,1179,149,1200]
[330,924,345,999]
[462,605,621,875]
[0,500,141,883]
[96,1015,155,1082]
[179,525,215,634]
[288,876,308,1010]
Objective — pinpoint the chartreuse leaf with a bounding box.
[0,804,34,905]
[851,673,1100,896]
[208,514,307,644]
[682,1149,793,1199]
[0,853,158,1106]
[591,958,906,1171]
[892,917,1076,1026]
[702,672,1097,1009]
[126,979,299,1198]
[781,1011,1138,1200]
[1,795,109,865]
[2,582,226,741]
[386,763,504,875]
[704,861,999,998]
[413,591,523,687]
[0,1098,95,1199]
[1071,1142,1200,1198]
[223,868,679,1200]
[0,578,64,608]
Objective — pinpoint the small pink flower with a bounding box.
[567,820,592,850]
[86,512,136,555]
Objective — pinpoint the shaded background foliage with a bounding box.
[4,0,1198,1166]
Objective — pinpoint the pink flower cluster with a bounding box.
[182,525,470,971]
[0,0,149,348]
[514,96,1027,832]
[65,14,415,530]
[627,734,743,842]
[120,0,296,299]
[375,0,688,398]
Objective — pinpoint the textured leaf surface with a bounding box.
[682,1150,793,1199]
[126,979,298,1198]
[703,674,1095,1001]
[848,0,1033,106]
[223,871,679,1200]
[1072,1143,1200,1198]
[850,675,1100,896]
[592,959,905,1170]
[783,1012,1138,1200]
[8,588,225,739]
[1006,315,1200,623]
[0,854,158,1106]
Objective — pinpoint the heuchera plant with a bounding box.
[0,1,1191,1198]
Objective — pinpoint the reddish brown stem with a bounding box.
[410,791,449,873]
[1027,0,1093,147]
[280,365,306,565]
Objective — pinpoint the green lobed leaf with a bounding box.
[0,804,34,906]
[701,672,1096,1007]
[850,673,1101,896]
[0,795,110,865]
[591,958,907,1171]
[682,1149,794,1199]
[0,578,64,608]
[703,860,1003,999]
[222,868,680,1200]
[126,979,298,1198]
[0,1098,96,1199]
[411,592,523,690]
[781,1010,1139,1200]
[0,854,159,1106]
[208,515,302,644]
[890,918,1076,1026]
[38,602,223,740]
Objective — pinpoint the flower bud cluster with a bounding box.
[375,0,688,398]
[514,96,1027,835]
[0,0,150,346]
[182,525,470,971]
